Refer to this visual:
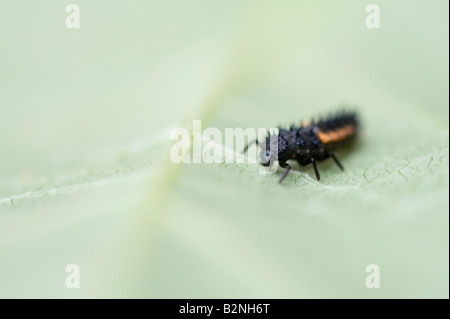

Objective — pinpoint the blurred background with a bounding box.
[0,0,448,298]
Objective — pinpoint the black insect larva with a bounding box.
[244,111,359,184]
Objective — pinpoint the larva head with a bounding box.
[259,135,288,167]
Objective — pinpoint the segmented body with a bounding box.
[259,111,358,183]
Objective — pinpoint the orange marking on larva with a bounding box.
[329,130,340,142]
[317,131,332,143]
[318,125,355,144]
[339,125,355,140]
[336,128,348,140]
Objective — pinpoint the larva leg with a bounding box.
[278,162,291,184]
[311,158,321,181]
[242,139,259,154]
[330,153,344,171]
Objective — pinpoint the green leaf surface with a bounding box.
[0,0,448,298]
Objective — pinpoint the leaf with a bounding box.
[0,0,448,298]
